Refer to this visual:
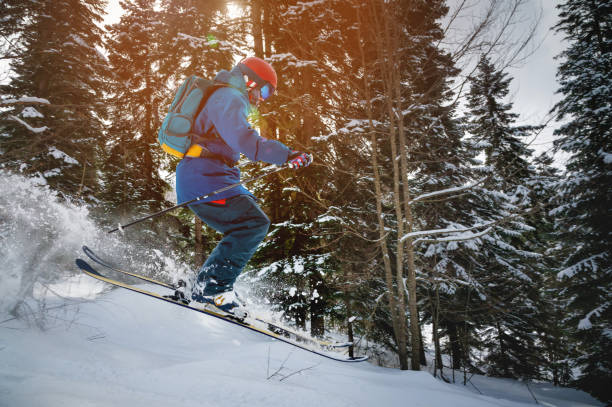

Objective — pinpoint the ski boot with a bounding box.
[192,289,248,321]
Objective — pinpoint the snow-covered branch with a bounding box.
[8,115,48,133]
[412,227,492,246]
[1,96,50,105]
[400,218,497,243]
[578,303,610,330]
[402,205,540,245]
[557,253,607,280]
[409,178,486,205]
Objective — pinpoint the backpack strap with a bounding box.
[192,82,228,144]
[196,83,228,117]
[184,143,237,167]
[185,82,237,166]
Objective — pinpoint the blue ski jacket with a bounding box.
[176,66,291,205]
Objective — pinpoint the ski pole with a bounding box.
[108,165,287,234]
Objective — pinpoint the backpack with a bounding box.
[158,75,226,158]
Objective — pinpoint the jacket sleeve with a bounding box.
[206,88,290,166]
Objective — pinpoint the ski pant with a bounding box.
[189,195,270,295]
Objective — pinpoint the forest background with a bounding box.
[0,0,610,404]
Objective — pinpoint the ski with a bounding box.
[76,258,367,363]
[82,245,354,350]
[82,245,175,290]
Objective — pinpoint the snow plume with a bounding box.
[0,171,189,319]
[0,172,96,316]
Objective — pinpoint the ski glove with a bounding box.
[287,151,313,169]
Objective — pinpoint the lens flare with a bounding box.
[206,34,219,48]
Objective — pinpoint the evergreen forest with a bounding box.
[1,0,610,403]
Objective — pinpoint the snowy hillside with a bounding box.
[0,277,603,407]
[0,171,604,407]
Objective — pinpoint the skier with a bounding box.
[174,57,312,317]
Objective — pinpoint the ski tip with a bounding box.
[82,245,95,256]
[76,258,97,274]
[76,258,91,270]
[76,258,106,278]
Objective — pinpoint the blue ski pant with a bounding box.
[189,195,270,295]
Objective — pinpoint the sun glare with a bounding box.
[226,3,244,20]
[104,0,123,26]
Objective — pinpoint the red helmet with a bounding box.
[238,57,277,91]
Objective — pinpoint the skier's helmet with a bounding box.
[238,57,277,103]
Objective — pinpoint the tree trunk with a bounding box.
[346,299,355,359]
[263,5,272,57]
[376,1,414,370]
[344,263,356,359]
[296,303,307,330]
[447,321,463,370]
[194,217,204,267]
[251,0,263,58]
[309,273,324,337]
[419,321,427,366]
[357,4,408,370]
[432,288,443,376]
[387,19,421,370]
[496,320,508,377]
[143,71,154,203]
[432,309,441,376]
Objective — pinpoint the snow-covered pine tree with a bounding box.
[530,153,573,386]
[0,0,36,59]
[245,0,343,337]
[158,0,236,81]
[0,0,109,199]
[463,56,547,380]
[358,0,477,370]
[551,0,612,402]
[271,0,470,369]
[101,0,169,235]
[388,0,481,375]
[155,0,239,267]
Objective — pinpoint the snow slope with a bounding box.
[0,276,603,407]
[0,172,602,407]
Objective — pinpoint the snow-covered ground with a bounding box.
[0,172,603,406]
[0,275,603,407]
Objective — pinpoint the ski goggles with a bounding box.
[260,83,274,101]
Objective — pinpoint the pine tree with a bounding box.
[551,0,612,402]
[101,0,169,239]
[463,56,547,379]
[159,0,235,81]
[531,153,573,385]
[155,0,241,268]
[0,0,109,199]
[244,0,345,337]
[0,0,37,59]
